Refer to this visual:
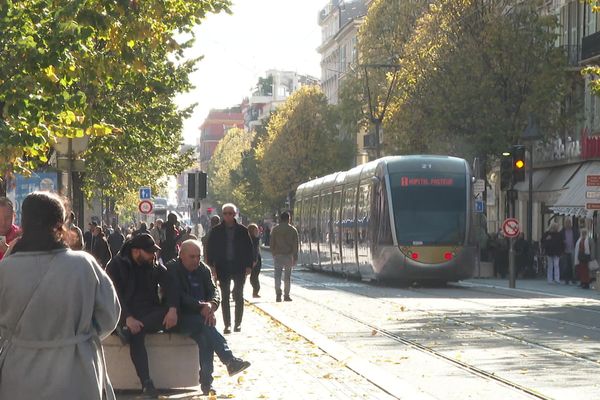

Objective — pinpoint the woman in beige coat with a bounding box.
[0,192,121,400]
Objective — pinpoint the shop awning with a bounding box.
[513,164,580,204]
[549,161,600,218]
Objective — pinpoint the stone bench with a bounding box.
[103,333,199,389]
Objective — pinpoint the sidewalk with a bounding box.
[116,298,394,400]
[465,276,600,299]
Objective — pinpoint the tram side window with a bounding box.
[357,184,370,244]
[332,191,342,250]
[376,180,393,245]
[301,197,311,245]
[343,187,356,247]
[295,199,302,234]
[310,196,319,243]
[320,192,332,244]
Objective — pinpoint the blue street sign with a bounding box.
[475,200,485,213]
[139,187,151,200]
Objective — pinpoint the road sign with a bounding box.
[473,179,485,193]
[586,191,600,199]
[587,175,600,187]
[138,200,153,214]
[502,218,520,238]
[474,200,485,213]
[139,187,151,200]
[586,203,600,210]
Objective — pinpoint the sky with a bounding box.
[175,0,326,145]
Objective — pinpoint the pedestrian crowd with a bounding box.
[0,193,298,399]
[486,217,598,289]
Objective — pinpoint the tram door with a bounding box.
[297,199,309,265]
[356,183,373,278]
[331,190,343,273]
[309,195,320,267]
[318,190,333,271]
[341,186,359,275]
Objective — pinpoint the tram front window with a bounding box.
[390,172,466,246]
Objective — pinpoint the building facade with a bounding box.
[242,69,319,131]
[318,0,369,165]
[197,107,244,171]
[490,1,600,249]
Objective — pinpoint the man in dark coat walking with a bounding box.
[206,203,253,333]
[166,240,250,395]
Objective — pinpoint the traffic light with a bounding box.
[187,172,196,198]
[198,171,207,199]
[500,152,513,191]
[512,145,526,183]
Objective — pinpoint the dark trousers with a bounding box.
[129,307,169,384]
[250,256,261,295]
[562,253,574,282]
[176,314,234,386]
[218,272,246,327]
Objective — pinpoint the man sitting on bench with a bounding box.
[106,233,179,397]
[167,239,250,396]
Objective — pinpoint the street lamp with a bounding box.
[521,114,541,245]
[362,63,401,159]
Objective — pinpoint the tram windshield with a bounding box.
[390,172,467,246]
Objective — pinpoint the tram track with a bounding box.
[258,261,600,400]
[294,267,600,366]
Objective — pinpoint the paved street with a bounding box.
[114,251,600,399]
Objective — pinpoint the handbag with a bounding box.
[578,252,591,263]
[589,259,600,272]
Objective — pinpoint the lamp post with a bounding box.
[362,63,400,159]
[522,115,541,245]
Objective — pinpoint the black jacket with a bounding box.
[106,243,178,321]
[92,235,112,269]
[206,221,254,277]
[166,258,220,314]
[542,231,564,257]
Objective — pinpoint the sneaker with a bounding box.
[234,325,241,332]
[201,385,217,395]
[223,326,231,334]
[141,379,158,398]
[227,357,251,376]
[284,296,292,302]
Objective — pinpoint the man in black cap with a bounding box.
[106,233,178,397]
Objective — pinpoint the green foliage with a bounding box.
[0,0,230,207]
[340,0,570,162]
[257,86,354,205]
[208,127,255,209]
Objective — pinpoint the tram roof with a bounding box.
[296,155,467,195]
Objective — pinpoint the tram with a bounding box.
[294,155,477,283]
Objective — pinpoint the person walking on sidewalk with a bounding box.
[166,240,250,395]
[542,222,565,284]
[560,218,579,284]
[0,191,120,400]
[270,211,298,302]
[574,229,593,289]
[206,203,254,333]
[248,223,262,298]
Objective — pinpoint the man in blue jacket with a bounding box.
[167,239,250,395]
